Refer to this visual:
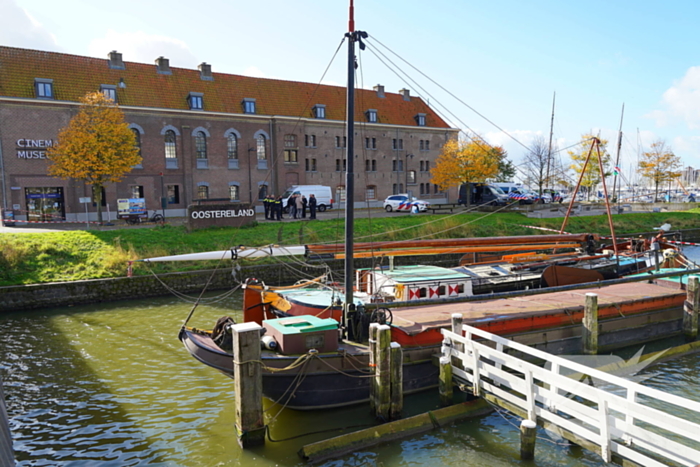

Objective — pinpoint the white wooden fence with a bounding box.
[441,320,700,467]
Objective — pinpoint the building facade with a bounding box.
[0,46,458,222]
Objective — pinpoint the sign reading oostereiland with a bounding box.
[187,203,256,230]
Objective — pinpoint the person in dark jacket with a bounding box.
[287,195,297,219]
[263,194,272,220]
[308,194,317,219]
[274,196,283,220]
[301,195,308,218]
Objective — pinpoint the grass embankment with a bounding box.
[0,210,697,287]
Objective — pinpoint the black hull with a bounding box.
[179,327,439,410]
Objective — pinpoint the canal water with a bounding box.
[2,249,700,466]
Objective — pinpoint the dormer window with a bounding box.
[243,98,256,114]
[313,104,326,119]
[101,85,117,102]
[366,109,377,123]
[35,78,53,99]
[188,92,203,110]
[415,113,426,126]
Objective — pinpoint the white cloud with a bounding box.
[0,0,59,51]
[88,30,198,69]
[648,66,700,129]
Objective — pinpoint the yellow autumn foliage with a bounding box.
[47,92,141,222]
[430,138,503,191]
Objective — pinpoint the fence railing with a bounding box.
[441,322,700,467]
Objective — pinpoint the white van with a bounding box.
[492,182,524,195]
[280,185,334,212]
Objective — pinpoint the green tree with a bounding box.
[568,134,611,200]
[430,136,503,190]
[494,156,516,182]
[47,92,141,224]
[639,139,682,202]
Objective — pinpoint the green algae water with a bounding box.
[2,253,700,466]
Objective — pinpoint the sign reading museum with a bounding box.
[16,139,54,159]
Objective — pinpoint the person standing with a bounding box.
[295,194,303,219]
[309,194,317,219]
[301,195,308,218]
[263,194,272,220]
[274,195,283,220]
[288,195,297,219]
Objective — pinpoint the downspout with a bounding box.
[0,120,7,212]
[269,118,277,194]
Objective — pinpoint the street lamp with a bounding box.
[405,153,414,196]
[247,146,256,204]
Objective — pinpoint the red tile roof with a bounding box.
[0,46,451,129]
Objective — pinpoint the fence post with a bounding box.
[231,322,266,448]
[583,293,599,355]
[368,323,379,413]
[375,324,392,420]
[390,342,403,419]
[519,419,537,460]
[451,313,464,353]
[683,276,699,341]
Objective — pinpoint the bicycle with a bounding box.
[124,210,164,225]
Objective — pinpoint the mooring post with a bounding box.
[375,324,392,420]
[390,342,403,420]
[1,376,15,467]
[683,276,699,341]
[439,355,453,407]
[368,323,379,412]
[583,292,599,355]
[519,419,537,460]
[231,322,266,448]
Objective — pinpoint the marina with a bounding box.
[1,261,700,465]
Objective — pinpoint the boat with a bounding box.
[159,2,697,410]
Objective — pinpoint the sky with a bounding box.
[3,0,700,185]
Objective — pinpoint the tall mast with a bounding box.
[344,0,357,337]
[546,92,555,192]
[611,103,624,204]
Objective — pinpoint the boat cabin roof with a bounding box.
[363,264,470,283]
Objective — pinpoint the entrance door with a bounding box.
[25,187,65,221]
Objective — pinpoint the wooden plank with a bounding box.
[0,376,15,467]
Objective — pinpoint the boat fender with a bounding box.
[261,335,278,351]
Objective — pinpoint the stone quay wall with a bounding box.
[0,254,463,313]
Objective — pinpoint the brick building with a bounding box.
[0,46,457,222]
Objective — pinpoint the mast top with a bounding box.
[349,0,355,32]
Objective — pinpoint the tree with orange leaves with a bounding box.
[430,137,503,191]
[47,92,141,224]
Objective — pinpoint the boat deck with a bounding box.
[390,279,686,346]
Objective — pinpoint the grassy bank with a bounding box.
[1,210,697,286]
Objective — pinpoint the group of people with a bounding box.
[262,193,317,221]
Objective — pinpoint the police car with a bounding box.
[383,194,430,212]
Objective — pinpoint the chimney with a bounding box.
[155,56,171,75]
[399,88,410,101]
[373,84,385,98]
[198,62,213,81]
[108,51,125,70]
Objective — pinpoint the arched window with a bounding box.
[227,134,238,159]
[164,130,177,159]
[132,128,141,157]
[229,184,240,201]
[256,134,266,160]
[195,131,207,159]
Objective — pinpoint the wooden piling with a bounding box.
[0,376,15,467]
[439,355,453,407]
[368,323,379,413]
[375,324,392,420]
[683,276,699,341]
[451,313,464,353]
[583,292,599,355]
[390,342,403,420]
[519,419,537,460]
[231,322,266,448]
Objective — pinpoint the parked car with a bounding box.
[543,189,563,203]
[508,189,539,204]
[383,194,430,212]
